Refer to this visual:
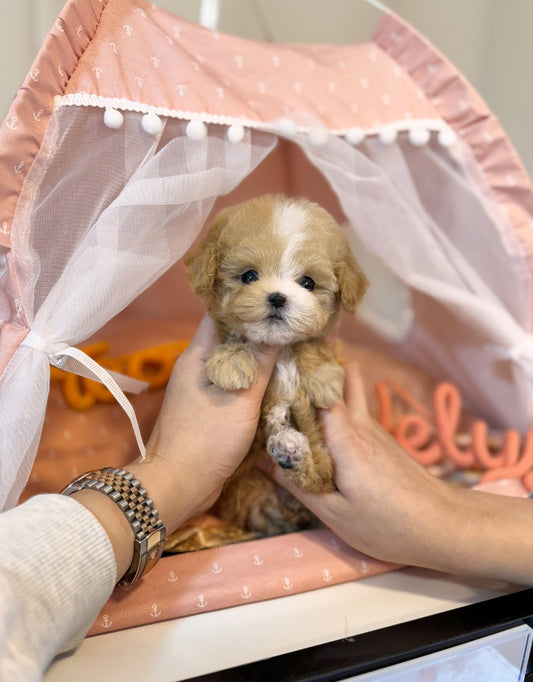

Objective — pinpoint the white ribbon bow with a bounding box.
[21,330,148,458]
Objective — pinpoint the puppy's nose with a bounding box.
[268,292,287,309]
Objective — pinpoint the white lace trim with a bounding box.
[53,93,455,142]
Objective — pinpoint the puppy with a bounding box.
[185,195,367,534]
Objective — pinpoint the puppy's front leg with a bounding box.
[206,341,258,390]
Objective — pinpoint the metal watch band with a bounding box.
[62,467,166,586]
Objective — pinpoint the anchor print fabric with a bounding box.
[88,529,399,636]
[87,476,527,637]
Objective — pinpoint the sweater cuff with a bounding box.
[53,494,117,652]
[1,494,116,664]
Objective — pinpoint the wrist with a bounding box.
[70,488,134,583]
[383,474,460,571]
[126,455,209,534]
[64,467,166,585]
[411,479,466,572]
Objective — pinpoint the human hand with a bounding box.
[259,363,454,568]
[136,314,279,532]
[75,314,278,583]
[261,364,533,585]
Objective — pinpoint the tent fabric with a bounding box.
[1,108,276,508]
[374,14,533,268]
[1,0,533,513]
[1,1,531,252]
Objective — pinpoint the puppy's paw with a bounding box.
[305,362,344,409]
[283,449,335,492]
[206,344,258,390]
[267,428,311,471]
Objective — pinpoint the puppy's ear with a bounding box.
[336,244,368,313]
[184,208,230,301]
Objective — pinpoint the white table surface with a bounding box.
[45,567,524,682]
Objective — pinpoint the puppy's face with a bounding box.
[185,196,367,345]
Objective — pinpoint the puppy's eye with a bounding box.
[298,276,315,291]
[241,269,259,284]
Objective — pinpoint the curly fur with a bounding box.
[185,195,368,535]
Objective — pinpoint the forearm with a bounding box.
[359,468,533,586]
[428,486,533,586]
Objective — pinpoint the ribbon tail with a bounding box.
[57,346,147,459]
[96,368,148,395]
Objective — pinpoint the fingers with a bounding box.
[342,363,370,421]
[183,314,278,389]
[256,454,336,514]
[169,316,278,417]
[187,314,218,357]
[319,401,365,473]
[164,314,216,390]
[320,400,352,441]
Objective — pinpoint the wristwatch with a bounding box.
[62,467,166,586]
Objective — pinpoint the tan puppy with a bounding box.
[185,195,368,534]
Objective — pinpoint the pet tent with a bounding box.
[1,0,533,519]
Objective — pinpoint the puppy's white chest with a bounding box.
[274,351,300,400]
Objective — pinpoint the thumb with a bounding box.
[319,400,361,464]
[341,363,370,421]
[187,313,218,357]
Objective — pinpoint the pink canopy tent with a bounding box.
[1,0,533,521]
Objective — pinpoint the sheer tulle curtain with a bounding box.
[0,106,277,509]
[299,132,533,429]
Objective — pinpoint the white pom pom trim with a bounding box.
[308,127,329,146]
[186,119,207,141]
[345,127,365,145]
[408,127,431,146]
[438,127,458,148]
[103,108,124,129]
[378,126,398,145]
[277,118,297,136]
[142,112,163,135]
[227,123,245,143]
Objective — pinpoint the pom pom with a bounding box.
[186,119,207,141]
[408,127,430,146]
[308,127,329,146]
[277,118,297,136]
[378,126,398,145]
[103,108,124,130]
[142,112,163,135]
[345,127,365,145]
[438,127,457,148]
[227,123,245,143]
